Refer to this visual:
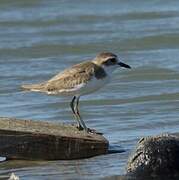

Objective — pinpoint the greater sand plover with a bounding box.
[22,52,131,133]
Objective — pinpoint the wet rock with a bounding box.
[0,117,108,160]
[127,133,179,179]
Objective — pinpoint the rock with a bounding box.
[0,117,108,160]
[127,133,179,179]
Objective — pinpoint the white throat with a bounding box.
[102,65,118,76]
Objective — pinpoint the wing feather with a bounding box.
[21,61,106,95]
[45,61,96,92]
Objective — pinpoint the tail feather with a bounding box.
[21,82,46,92]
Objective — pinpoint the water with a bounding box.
[0,0,179,179]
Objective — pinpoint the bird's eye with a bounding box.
[109,58,116,63]
[103,58,117,66]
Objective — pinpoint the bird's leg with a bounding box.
[75,96,88,132]
[70,96,83,130]
[75,97,103,134]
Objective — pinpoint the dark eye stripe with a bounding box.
[103,58,117,66]
[108,58,116,63]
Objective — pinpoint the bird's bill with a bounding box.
[118,62,131,69]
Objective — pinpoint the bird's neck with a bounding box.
[102,65,117,76]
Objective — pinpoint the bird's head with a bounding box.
[93,52,131,75]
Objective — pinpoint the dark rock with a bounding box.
[127,134,179,179]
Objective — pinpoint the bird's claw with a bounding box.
[87,128,103,135]
[77,125,84,131]
[76,125,103,135]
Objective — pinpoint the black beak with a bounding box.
[118,62,131,69]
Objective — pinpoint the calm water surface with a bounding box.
[0,0,179,179]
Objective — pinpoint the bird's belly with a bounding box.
[47,77,110,96]
[77,77,110,96]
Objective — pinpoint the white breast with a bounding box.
[76,76,110,96]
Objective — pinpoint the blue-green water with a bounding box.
[1,0,179,179]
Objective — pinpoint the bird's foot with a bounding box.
[76,125,84,131]
[87,128,103,135]
[76,125,103,135]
